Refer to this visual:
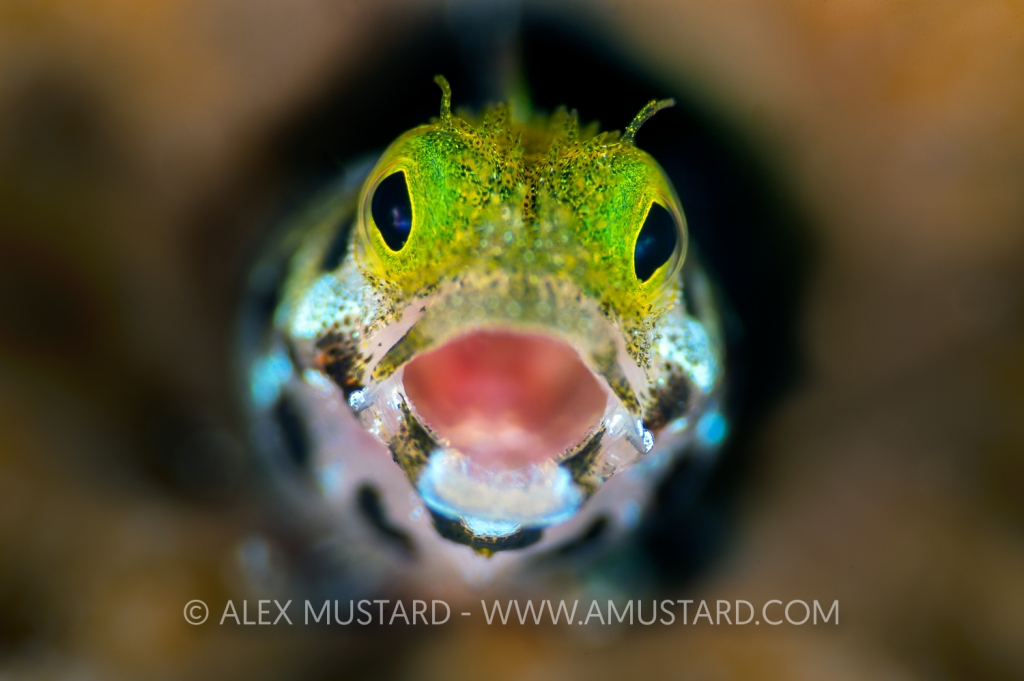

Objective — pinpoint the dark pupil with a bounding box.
[371,172,413,251]
[633,202,678,282]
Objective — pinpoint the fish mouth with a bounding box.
[346,277,656,547]
[402,329,608,471]
[350,320,653,547]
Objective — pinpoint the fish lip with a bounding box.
[414,446,586,537]
[350,372,647,543]
[349,275,655,539]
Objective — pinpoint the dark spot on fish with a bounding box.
[273,394,310,469]
[644,373,692,433]
[550,515,608,558]
[316,332,363,397]
[356,484,416,557]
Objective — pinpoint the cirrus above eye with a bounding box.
[633,201,678,281]
[371,171,414,251]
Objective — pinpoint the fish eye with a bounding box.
[633,201,678,282]
[370,171,413,251]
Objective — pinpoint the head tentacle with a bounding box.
[623,98,675,146]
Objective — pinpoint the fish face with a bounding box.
[246,79,724,576]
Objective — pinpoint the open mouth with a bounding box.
[402,329,608,470]
[348,310,655,542]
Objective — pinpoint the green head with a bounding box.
[356,76,686,330]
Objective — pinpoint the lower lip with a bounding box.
[402,329,608,470]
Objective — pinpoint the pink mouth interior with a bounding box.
[402,330,608,470]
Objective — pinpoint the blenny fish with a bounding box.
[241,77,726,592]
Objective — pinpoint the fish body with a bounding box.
[242,79,725,592]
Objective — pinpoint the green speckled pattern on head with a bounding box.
[245,76,727,561]
[356,78,687,328]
